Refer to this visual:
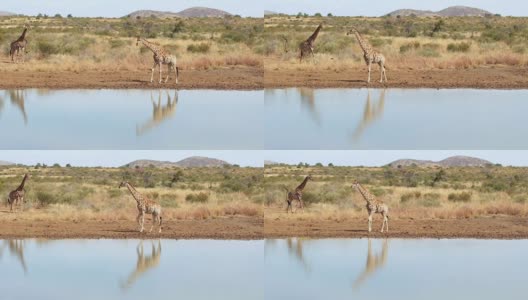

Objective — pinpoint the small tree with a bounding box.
[315,162,323,167]
[328,163,334,167]
[54,13,62,18]
[67,14,73,18]
[314,13,322,17]
[327,13,333,17]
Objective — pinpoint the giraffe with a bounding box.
[299,24,322,63]
[347,28,388,83]
[121,240,162,290]
[0,240,28,274]
[119,181,162,233]
[10,27,29,63]
[353,239,388,289]
[352,180,389,232]
[136,90,178,136]
[136,37,179,84]
[7,174,29,212]
[283,175,312,213]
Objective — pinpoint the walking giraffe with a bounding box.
[7,174,29,212]
[283,175,312,213]
[136,37,179,84]
[299,24,322,63]
[347,27,388,83]
[119,181,162,233]
[352,180,389,232]
[10,27,29,63]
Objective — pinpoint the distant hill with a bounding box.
[0,160,15,166]
[0,11,15,17]
[264,160,280,165]
[264,10,279,16]
[126,7,231,18]
[386,6,493,17]
[388,156,493,168]
[124,156,230,168]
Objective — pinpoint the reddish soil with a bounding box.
[0,66,263,90]
[264,66,528,89]
[264,216,528,239]
[0,216,263,240]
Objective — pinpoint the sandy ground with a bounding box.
[264,66,528,89]
[264,216,528,239]
[0,66,263,90]
[0,215,263,240]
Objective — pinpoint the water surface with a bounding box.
[0,239,263,300]
[265,238,527,300]
[0,89,262,149]
[265,88,528,149]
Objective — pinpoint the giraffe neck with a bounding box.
[140,39,161,55]
[307,24,322,44]
[17,175,28,191]
[296,176,310,191]
[356,184,374,204]
[18,29,27,41]
[125,182,143,204]
[353,30,371,54]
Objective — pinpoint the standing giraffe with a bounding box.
[352,180,389,232]
[10,27,29,63]
[119,181,162,233]
[136,37,179,84]
[347,28,388,83]
[7,174,29,212]
[283,175,312,213]
[299,24,322,63]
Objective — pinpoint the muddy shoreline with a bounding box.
[0,217,263,240]
[264,216,528,239]
[264,66,528,89]
[0,67,263,90]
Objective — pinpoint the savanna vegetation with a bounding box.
[0,164,263,221]
[264,15,528,71]
[265,164,528,221]
[0,15,263,71]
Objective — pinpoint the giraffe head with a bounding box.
[136,36,141,46]
[23,173,30,180]
[352,180,360,188]
[307,175,313,181]
[346,27,359,36]
[119,181,128,188]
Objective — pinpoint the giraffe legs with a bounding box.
[164,64,171,83]
[150,62,156,83]
[137,212,145,232]
[379,63,387,83]
[367,62,372,83]
[158,62,163,84]
[149,213,156,233]
[367,211,373,232]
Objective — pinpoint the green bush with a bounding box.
[187,43,210,53]
[36,191,54,206]
[37,40,60,57]
[447,42,471,52]
[399,41,420,53]
[448,192,472,202]
[109,39,127,48]
[186,192,209,203]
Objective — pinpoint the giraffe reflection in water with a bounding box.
[121,240,162,291]
[299,88,320,126]
[136,90,178,136]
[0,90,28,124]
[286,238,310,272]
[353,239,389,289]
[351,89,385,141]
[0,240,28,274]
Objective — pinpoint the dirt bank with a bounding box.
[264,66,528,89]
[0,216,263,240]
[0,66,263,90]
[264,216,528,239]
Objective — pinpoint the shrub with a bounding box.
[36,191,54,206]
[109,39,127,48]
[447,42,471,52]
[448,192,472,202]
[399,41,420,53]
[37,40,60,57]
[187,43,210,53]
[185,192,209,203]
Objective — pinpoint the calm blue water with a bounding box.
[265,238,527,300]
[0,89,262,149]
[0,239,263,300]
[265,88,528,149]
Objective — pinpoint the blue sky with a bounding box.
[1,1,525,17]
[0,0,265,17]
[266,151,528,167]
[0,151,264,167]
